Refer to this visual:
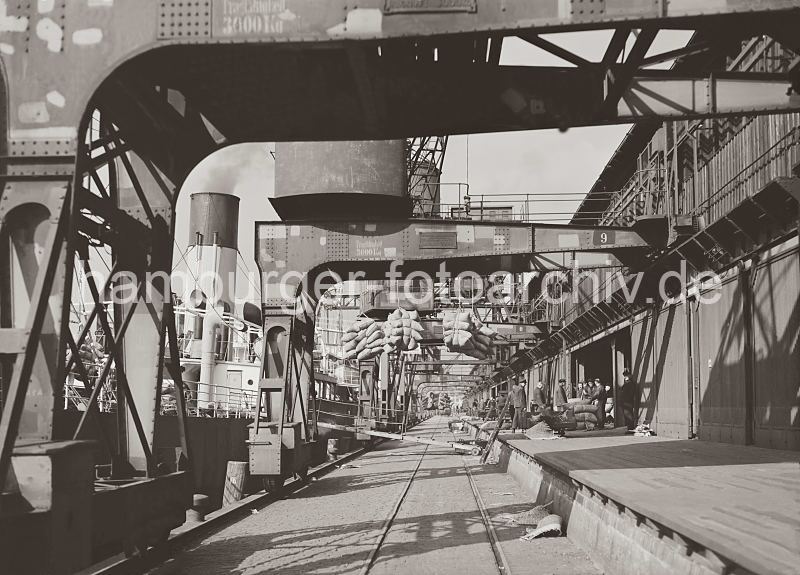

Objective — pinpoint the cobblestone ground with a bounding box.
[148,417,602,575]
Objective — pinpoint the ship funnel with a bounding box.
[187,192,240,309]
[189,192,240,251]
[186,191,241,405]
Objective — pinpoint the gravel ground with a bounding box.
[148,416,602,575]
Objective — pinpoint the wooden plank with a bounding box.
[223,461,248,506]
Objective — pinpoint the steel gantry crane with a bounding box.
[407,136,449,217]
[1,1,799,571]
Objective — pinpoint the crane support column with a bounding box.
[113,152,173,476]
[0,158,97,572]
[251,275,316,489]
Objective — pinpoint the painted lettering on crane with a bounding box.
[213,0,296,36]
[354,238,383,259]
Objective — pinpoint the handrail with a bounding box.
[63,376,260,419]
[692,124,800,220]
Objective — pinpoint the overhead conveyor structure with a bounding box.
[1,1,799,572]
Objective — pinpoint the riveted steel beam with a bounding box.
[101,59,800,140]
[0,183,70,495]
[96,79,218,184]
[162,1,800,43]
[617,71,800,119]
[1,3,798,160]
[257,219,652,309]
[602,28,658,116]
[258,218,649,278]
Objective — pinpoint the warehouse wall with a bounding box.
[751,241,799,450]
[528,352,570,405]
[696,272,748,445]
[627,237,799,448]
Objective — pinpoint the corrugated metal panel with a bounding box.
[528,354,569,405]
[631,312,657,428]
[653,304,689,439]
[697,276,747,445]
[752,246,800,451]
[631,304,689,438]
[581,241,797,447]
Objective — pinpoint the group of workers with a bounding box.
[472,368,638,433]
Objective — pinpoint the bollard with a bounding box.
[327,438,340,461]
[189,493,210,522]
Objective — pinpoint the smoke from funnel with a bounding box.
[183,143,274,198]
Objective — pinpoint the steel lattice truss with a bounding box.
[406,136,449,216]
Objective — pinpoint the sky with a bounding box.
[173,30,693,305]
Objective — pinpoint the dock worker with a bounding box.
[485,397,497,420]
[532,381,548,414]
[591,378,607,427]
[509,381,527,432]
[555,378,569,410]
[620,368,637,430]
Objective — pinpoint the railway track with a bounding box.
[460,446,512,575]
[92,416,511,575]
[359,418,511,575]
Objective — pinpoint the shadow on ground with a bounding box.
[151,502,534,575]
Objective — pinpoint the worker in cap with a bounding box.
[555,378,569,410]
[509,380,527,432]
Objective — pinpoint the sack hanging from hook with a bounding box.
[442,310,497,359]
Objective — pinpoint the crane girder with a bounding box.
[257,219,650,308]
[2,2,799,159]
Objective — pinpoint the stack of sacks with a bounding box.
[341,317,386,362]
[571,403,600,430]
[383,308,423,352]
[442,311,496,360]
